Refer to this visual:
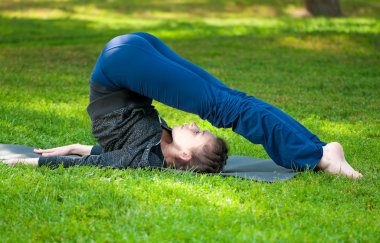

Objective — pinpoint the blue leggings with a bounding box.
[90,32,326,170]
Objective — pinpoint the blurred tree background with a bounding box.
[305,0,342,16]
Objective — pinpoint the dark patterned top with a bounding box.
[38,82,170,169]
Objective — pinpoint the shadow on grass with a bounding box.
[0,11,379,49]
[0,0,299,18]
[0,16,116,46]
[1,0,379,18]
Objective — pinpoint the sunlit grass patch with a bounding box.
[1,6,69,19]
[277,34,377,54]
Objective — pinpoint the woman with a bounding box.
[2,32,362,178]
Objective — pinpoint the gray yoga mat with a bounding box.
[0,144,299,182]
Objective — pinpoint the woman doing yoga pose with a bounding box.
[2,32,362,178]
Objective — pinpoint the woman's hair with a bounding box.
[175,137,229,173]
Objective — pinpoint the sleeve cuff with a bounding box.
[91,145,103,155]
[38,156,60,168]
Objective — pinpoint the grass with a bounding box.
[0,0,379,241]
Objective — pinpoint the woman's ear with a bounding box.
[178,151,192,161]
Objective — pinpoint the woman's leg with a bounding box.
[130,32,227,88]
[90,33,326,170]
[130,32,325,147]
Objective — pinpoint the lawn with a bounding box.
[0,0,379,241]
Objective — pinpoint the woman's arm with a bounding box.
[34,144,96,157]
[1,146,134,168]
[1,144,94,167]
[1,144,105,168]
[37,146,137,169]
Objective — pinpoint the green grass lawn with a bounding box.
[0,0,379,241]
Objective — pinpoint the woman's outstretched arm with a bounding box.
[1,144,104,167]
[34,144,96,157]
[1,146,153,169]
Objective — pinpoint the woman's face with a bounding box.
[172,122,216,153]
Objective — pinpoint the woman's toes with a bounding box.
[353,171,363,179]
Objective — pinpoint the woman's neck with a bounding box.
[160,129,175,166]
[161,128,173,144]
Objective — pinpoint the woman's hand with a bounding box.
[1,158,39,166]
[34,144,94,157]
[34,144,79,157]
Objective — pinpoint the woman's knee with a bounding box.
[205,90,246,128]
[103,33,155,54]
[130,32,157,43]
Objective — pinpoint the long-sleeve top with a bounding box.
[38,82,170,169]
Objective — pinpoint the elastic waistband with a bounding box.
[87,82,153,121]
[87,89,132,121]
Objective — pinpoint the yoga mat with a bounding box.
[0,144,299,182]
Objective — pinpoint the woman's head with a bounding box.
[168,122,228,173]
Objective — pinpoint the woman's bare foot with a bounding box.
[316,142,363,179]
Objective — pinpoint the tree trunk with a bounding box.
[305,0,343,17]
